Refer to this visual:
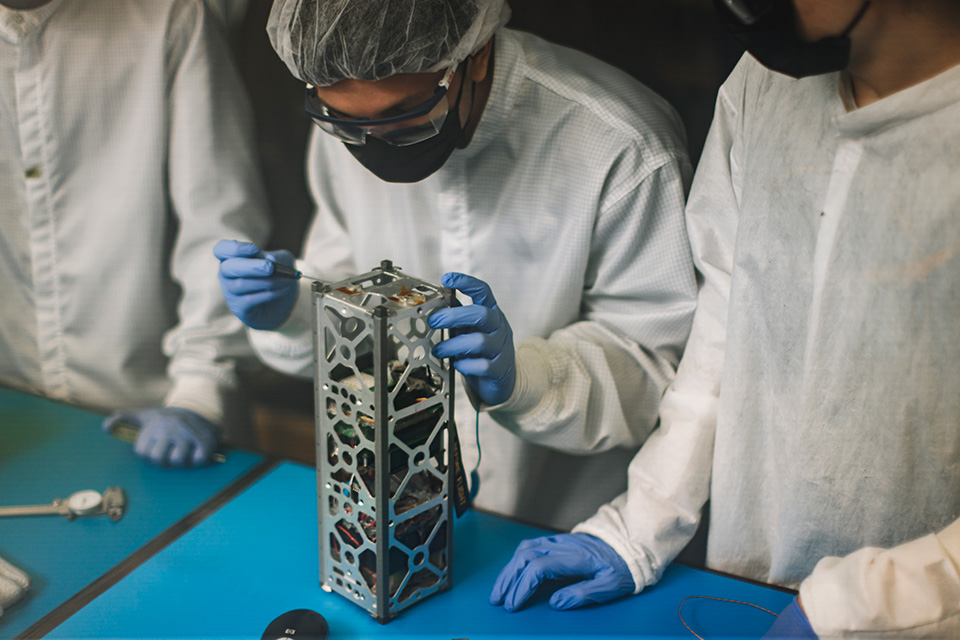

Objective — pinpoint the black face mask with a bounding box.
[345,69,474,184]
[715,0,871,78]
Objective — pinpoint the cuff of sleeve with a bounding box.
[164,375,226,426]
[798,571,833,637]
[0,554,30,613]
[486,339,554,416]
[573,519,653,596]
[798,519,960,637]
[273,277,315,337]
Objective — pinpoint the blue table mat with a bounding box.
[50,462,793,639]
[0,388,263,639]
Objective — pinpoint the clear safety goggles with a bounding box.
[719,0,775,25]
[305,65,458,147]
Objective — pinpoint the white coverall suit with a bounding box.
[0,0,269,423]
[250,28,699,530]
[575,55,960,637]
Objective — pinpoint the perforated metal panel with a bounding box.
[312,261,454,622]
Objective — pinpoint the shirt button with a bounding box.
[25,166,41,179]
[13,14,25,24]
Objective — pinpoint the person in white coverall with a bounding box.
[214,0,699,530]
[491,0,960,637]
[0,0,269,467]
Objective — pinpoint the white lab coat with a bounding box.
[250,29,697,530]
[0,0,269,423]
[575,54,960,637]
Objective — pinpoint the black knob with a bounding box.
[261,609,329,640]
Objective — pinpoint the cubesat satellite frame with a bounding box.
[312,261,457,622]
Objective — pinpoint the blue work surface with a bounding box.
[51,462,794,640]
[0,388,263,639]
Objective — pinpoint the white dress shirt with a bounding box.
[251,28,697,530]
[575,54,960,637]
[0,0,269,423]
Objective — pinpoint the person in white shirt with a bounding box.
[215,0,698,530]
[490,1,960,637]
[0,0,269,466]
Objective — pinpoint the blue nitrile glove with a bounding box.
[764,598,818,639]
[428,272,516,406]
[490,533,635,612]
[102,407,219,467]
[214,239,300,330]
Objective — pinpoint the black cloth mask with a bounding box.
[715,0,870,78]
[345,67,474,184]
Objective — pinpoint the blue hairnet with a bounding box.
[267,0,511,87]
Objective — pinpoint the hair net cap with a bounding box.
[267,0,511,87]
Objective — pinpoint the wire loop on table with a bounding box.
[678,595,778,640]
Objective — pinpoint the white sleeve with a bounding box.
[248,130,356,380]
[571,58,749,592]
[800,518,960,637]
[0,553,30,617]
[246,277,315,379]
[163,0,270,422]
[488,156,698,455]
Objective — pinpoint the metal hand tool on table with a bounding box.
[0,487,126,521]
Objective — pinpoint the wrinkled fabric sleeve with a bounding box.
[800,517,960,638]
[488,155,698,455]
[162,0,271,423]
[571,58,748,592]
[0,553,30,616]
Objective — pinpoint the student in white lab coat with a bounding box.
[215,0,699,530]
[490,1,960,637]
[0,0,269,466]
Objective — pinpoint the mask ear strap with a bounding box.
[458,37,495,147]
[451,58,478,148]
[459,80,478,143]
[841,0,871,37]
[451,59,469,105]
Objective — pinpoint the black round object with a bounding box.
[260,609,329,640]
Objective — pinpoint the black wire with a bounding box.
[469,407,481,500]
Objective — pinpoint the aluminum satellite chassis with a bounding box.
[312,260,455,623]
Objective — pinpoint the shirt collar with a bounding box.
[0,1,61,44]
[835,61,960,137]
[456,28,522,161]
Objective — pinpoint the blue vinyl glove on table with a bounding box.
[763,598,818,639]
[214,240,300,330]
[102,407,219,467]
[490,533,635,612]
[428,272,516,406]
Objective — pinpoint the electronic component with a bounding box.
[312,260,454,623]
